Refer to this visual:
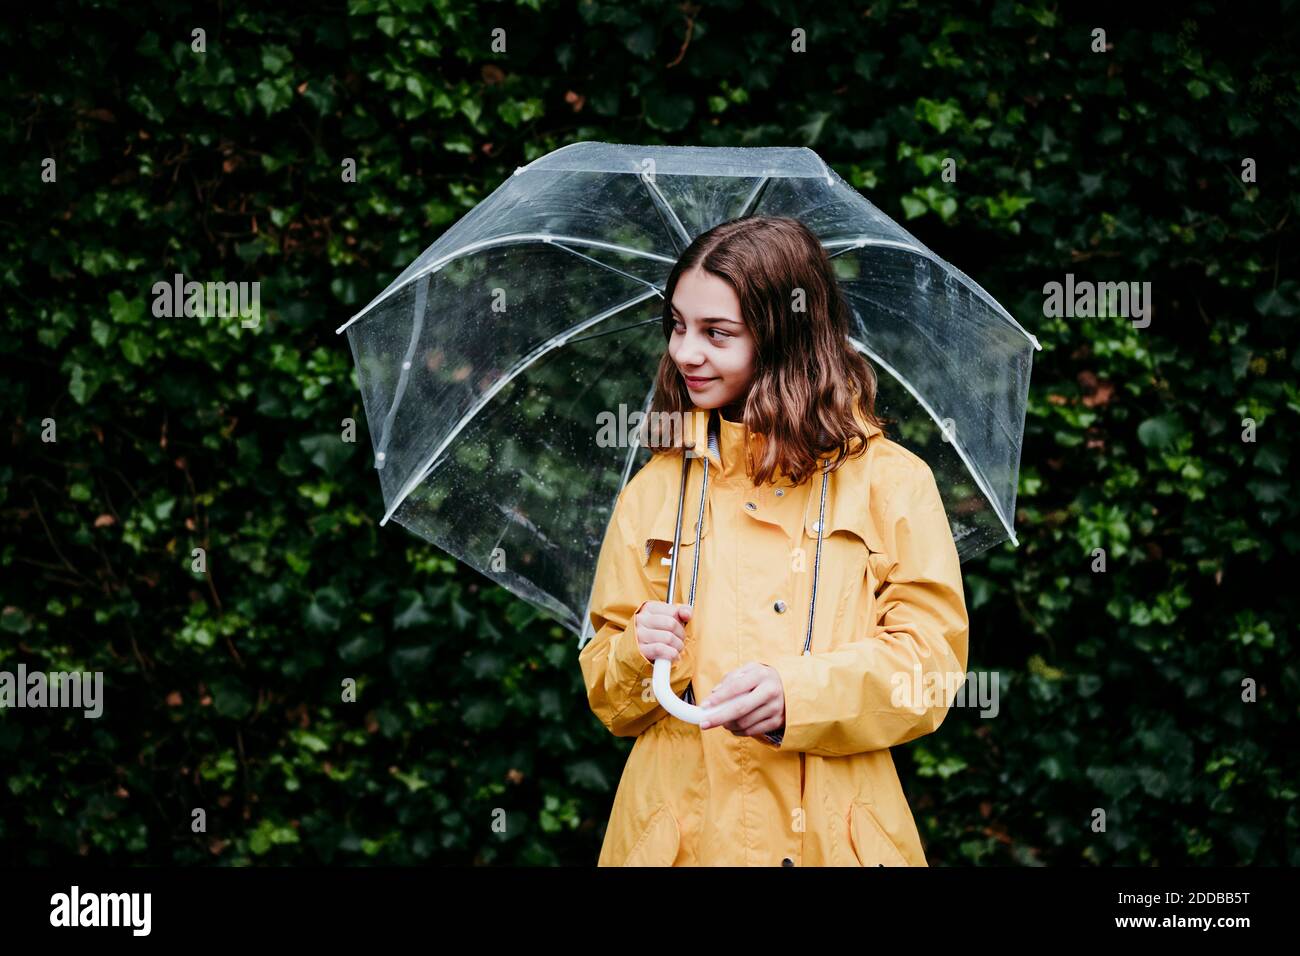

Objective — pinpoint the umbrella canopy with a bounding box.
[336,141,1040,643]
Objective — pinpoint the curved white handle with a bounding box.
[652,657,719,724]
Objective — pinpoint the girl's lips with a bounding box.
[685,376,715,389]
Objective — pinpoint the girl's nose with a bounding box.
[677,331,711,364]
[678,346,705,366]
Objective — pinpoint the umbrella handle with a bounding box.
[655,425,719,726]
[652,657,715,724]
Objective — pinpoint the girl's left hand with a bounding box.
[698,662,785,737]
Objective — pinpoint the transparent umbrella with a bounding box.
[336,141,1040,675]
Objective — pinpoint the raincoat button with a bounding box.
[774,600,787,613]
[811,520,822,532]
[745,501,757,511]
[775,488,785,497]
[782,857,794,867]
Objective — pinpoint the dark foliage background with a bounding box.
[3,0,1297,865]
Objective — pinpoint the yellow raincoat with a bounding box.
[579,402,969,866]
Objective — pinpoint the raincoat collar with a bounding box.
[640,401,887,558]
[683,401,882,487]
[707,405,757,483]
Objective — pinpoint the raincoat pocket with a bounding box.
[622,803,681,867]
[642,505,711,564]
[639,467,712,590]
[808,508,889,578]
[848,801,910,867]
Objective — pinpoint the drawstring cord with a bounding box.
[802,459,830,656]
[673,415,830,683]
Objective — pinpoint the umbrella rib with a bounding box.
[373,273,430,472]
[548,240,667,297]
[567,317,661,345]
[824,237,1042,352]
[638,172,692,253]
[825,238,924,259]
[336,234,677,334]
[848,335,1019,548]
[737,175,772,217]
[379,287,663,527]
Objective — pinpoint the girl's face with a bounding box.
[668,267,756,413]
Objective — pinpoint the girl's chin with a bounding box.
[691,400,734,413]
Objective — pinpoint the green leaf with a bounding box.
[449,597,474,632]
[209,677,253,720]
[305,588,343,633]
[120,333,149,365]
[255,79,292,115]
[623,24,657,59]
[296,732,329,753]
[1,607,31,634]
[392,768,428,793]
[900,195,928,219]
[915,97,962,134]
[393,590,433,630]
[1254,281,1298,317]
[643,90,694,132]
[1137,413,1185,450]
[68,365,96,405]
[339,631,385,663]
[299,434,352,475]
[261,44,292,74]
[109,291,145,326]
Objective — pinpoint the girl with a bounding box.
[578,215,970,866]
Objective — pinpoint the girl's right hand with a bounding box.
[634,601,692,664]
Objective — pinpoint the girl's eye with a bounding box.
[672,319,729,340]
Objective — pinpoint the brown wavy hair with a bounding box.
[644,215,886,487]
